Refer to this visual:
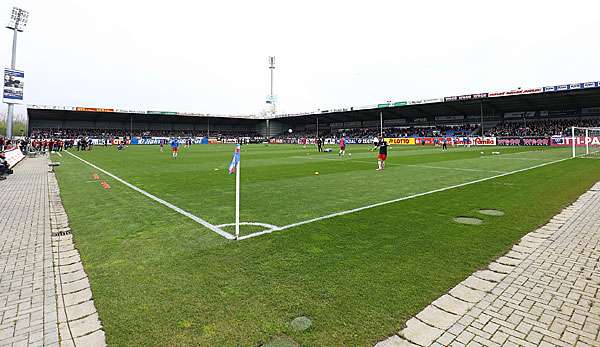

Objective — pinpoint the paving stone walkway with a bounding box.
[377,181,600,347]
[0,157,105,347]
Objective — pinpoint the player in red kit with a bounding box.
[339,137,346,157]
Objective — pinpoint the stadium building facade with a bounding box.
[26,80,600,144]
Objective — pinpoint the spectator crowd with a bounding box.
[29,128,262,140]
[487,118,600,137]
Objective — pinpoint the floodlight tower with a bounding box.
[5,7,29,139]
[268,56,276,115]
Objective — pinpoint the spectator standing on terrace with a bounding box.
[0,153,12,180]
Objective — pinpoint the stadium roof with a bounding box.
[27,80,600,124]
[276,84,600,125]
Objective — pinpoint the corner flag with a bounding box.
[228,144,241,174]
[228,143,242,239]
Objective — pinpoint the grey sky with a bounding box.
[1,0,598,117]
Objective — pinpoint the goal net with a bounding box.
[571,127,600,158]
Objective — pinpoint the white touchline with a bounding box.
[406,164,507,174]
[481,156,555,161]
[297,156,515,174]
[306,157,508,174]
[237,156,573,240]
[64,151,235,240]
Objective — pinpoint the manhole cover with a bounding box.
[454,217,483,225]
[479,209,505,216]
[51,229,72,237]
[289,316,312,332]
[263,336,298,347]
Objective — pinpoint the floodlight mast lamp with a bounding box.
[268,56,275,115]
[5,7,29,139]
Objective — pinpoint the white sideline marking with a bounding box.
[299,156,506,174]
[407,164,507,174]
[64,151,235,240]
[480,157,553,161]
[301,156,508,174]
[349,159,506,173]
[238,156,572,240]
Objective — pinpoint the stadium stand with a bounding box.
[19,80,600,145]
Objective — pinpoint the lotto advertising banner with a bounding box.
[384,138,416,145]
[551,136,600,147]
[497,137,550,146]
[3,68,24,104]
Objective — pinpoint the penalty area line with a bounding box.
[270,156,572,234]
[64,151,235,240]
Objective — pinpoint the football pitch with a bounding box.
[52,144,600,346]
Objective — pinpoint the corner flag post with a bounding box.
[228,143,242,239]
[235,156,240,239]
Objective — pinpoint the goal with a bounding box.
[571,126,600,158]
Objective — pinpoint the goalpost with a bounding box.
[571,126,600,158]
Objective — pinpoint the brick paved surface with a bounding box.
[0,158,59,347]
[0,157,104,347]
[377,181,600,347]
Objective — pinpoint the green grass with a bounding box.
[52,144,600,346]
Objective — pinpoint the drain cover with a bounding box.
[289,316,312,332]
[479,209,505,216]
[454,217,483,225]
[51,229,72,237]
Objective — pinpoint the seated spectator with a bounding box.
[0,153,13,180]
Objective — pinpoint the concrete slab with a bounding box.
[416,305,460,329]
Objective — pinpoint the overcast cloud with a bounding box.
[1,0,598,117]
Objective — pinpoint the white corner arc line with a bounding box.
[216,222,281,241]
[64,151,235,240]
[216,222,280,229]
[274,156,573,233]
[237,230,275,240]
